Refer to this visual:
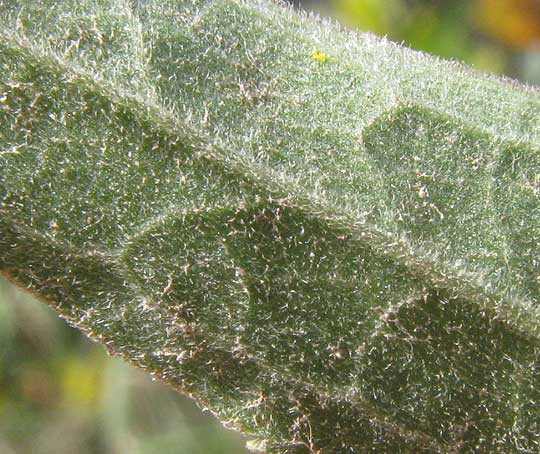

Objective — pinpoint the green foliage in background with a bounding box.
[2,0,540,452]
[331,0,491,67]
[328,0,540,83]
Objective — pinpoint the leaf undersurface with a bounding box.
[2,1,540,452]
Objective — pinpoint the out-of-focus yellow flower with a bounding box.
[333,0,404,36]
[472,0,540,48]
[60,356,102,409]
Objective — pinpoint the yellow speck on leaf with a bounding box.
[311,51,330,63]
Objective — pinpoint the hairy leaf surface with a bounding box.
[2,1,540,452]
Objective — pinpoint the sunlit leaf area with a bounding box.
[1,1,538,453]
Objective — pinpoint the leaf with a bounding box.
[2,0,540,452]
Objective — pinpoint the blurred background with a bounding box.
[1,1,539,453]
[296,0,540,84]
[0,279,250,454]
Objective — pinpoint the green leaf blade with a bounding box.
[2,1,540,452]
